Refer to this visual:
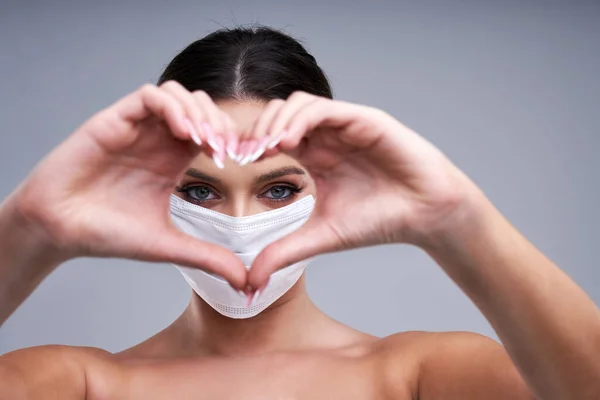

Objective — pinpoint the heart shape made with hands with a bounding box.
[191,92,466,294]
[20,83,466,300]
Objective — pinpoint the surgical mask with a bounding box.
[169,194,315,319]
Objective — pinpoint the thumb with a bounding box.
[146,226,248,290]
[248,217,340,289]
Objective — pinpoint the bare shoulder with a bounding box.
[0,344,113,379]
[376,331,536,400]
[0,345,121,400]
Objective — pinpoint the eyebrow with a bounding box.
[185,168,221,184]
[255,166,306,183]
[184,166,306,185]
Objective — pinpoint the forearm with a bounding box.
[422,191,600,400]
[0,193,63,326]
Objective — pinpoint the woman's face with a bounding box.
[173,100,316,216]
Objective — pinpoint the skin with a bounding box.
[0,81,599,399]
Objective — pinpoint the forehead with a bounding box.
[216,100,267,131]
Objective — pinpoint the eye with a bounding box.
[260,185,301,201]
[178,185,219,202]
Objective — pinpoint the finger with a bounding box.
[251,99,285,141]
[235,140,250,164]
[159,80,206,145]
[222,113,239,160]
[247,217,340,290]
[235,99,277,164]
[267,92,320,143]
[113,84,190,141]
[192,91,227,167]
[192,91,225,140]
[279,98,356,150]
[147,226,248,290]
[261,146,281,158]
[238,139,260,166]
[242,99,286,163]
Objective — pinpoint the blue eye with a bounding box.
[267,186,289,199]
[261,185,299,201]
[176,183,302,205]
[183,186,218,202]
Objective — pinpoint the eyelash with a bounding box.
[175,183,303,205]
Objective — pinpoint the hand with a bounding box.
[13,81,247,289]
[244,92,478,289]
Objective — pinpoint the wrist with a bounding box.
[409,180,498,254]
[0,191,69,324]
[0,191,68,272]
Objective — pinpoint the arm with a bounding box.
[416,332,535,400]
[0,194,64,326]
[0,346,89,400]
[165,93,599,398]
[0,82,247,325]
[420,189,600,400]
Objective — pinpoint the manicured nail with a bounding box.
[250,289,262,307]
[225,133,238,160]
[230,283,246,299]
[249,137,271,163]
[249,146,266,163]
[226,144,237,160]
[235,149,245,163]
[238,142,252,166]
[239,156,250,167]
[239,140,258,166]
[245,291,254,308]
[202,123,220,152]
[240,154,254,166]
[234,141,247,164]
[212,152,224,169]
[184,118,202,145]
[217,136,227,167]
[267,130,288,149]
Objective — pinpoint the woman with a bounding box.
[0,26,598,399]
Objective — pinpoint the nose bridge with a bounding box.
[227,193,264,218]
[230,199,249,218]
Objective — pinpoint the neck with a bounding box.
[173,276,333,356]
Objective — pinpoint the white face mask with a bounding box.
[169,194,315,319]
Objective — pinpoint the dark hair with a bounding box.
[158,26,332,101]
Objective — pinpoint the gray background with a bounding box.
[1,0,598,354]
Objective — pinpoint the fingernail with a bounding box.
[239,140,258,166]
[202,123,220,152]
[212,152,224,169]
[245,291,254,308]
[217,136,226,167]
[225,133,238,160]
[249,145,266,163]
[226,144,237,160]
[249,137,271,163]
[250,289,262,307]
[267,130,287,149]
[235,141,247,164]
[184,118,202,145]
[239,153,253,166]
